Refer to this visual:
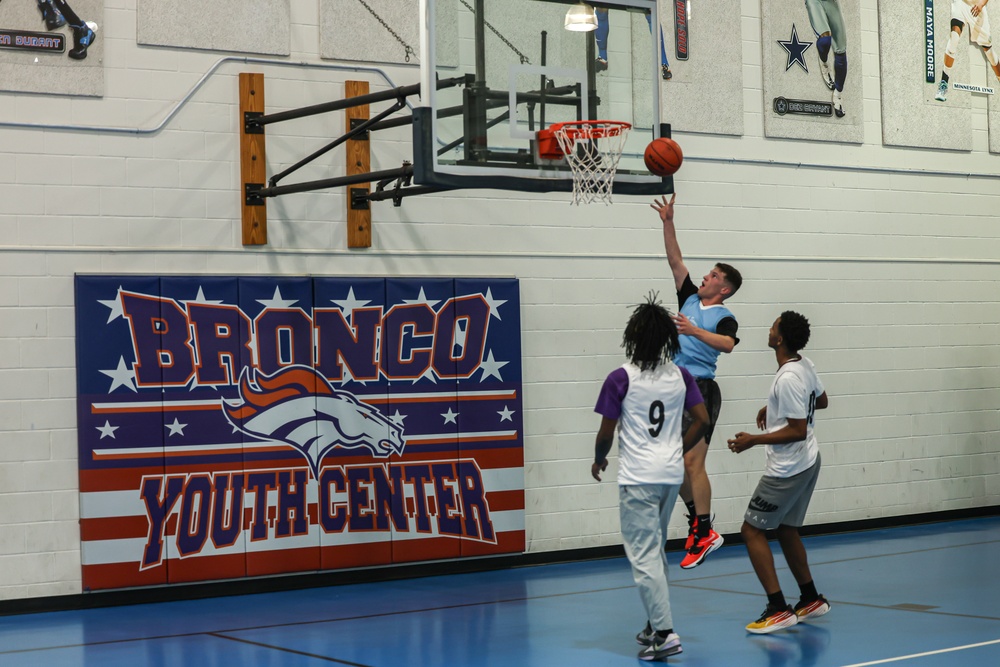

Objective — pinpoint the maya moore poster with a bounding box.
[75,275,524,591]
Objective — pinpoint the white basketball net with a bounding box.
[553,121,631,205]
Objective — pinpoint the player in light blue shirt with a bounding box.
[652,194,742,570]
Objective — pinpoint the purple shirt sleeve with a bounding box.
[680,366,704,410]
[595,367,629,420]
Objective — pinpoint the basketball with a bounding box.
[644,137,683,176]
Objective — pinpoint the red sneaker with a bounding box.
[680,529,723,569]
[684,515,698,551]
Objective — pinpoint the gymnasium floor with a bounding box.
[1,516,997,666]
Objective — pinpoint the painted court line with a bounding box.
[841,638,1000,666]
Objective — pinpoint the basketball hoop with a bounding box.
[536,120,632,205]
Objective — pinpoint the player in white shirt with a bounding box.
[935,0,1000,101]
[592,295,708,661]
[727,311,831,634]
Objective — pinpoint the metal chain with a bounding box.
[353,0,416,63]
[458,0,531,65]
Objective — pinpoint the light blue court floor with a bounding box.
[1,516,998,666]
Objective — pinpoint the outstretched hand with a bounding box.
[650,194,676,224]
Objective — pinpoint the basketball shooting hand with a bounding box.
[650,194,676,225]
[756,406,767,430]
[592,459,608,481]
[728,432,755,454]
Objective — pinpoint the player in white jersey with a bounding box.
[935,0,1000,101]
[592,295,708,661]
[727,311,831,635]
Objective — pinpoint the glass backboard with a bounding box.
[414,0,672,196]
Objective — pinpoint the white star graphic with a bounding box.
[97,288,124,324]
[402,287,440,309]
[498,405,515,422]
[331,287,372,323]
[96,420,119,439]
[442,407,459,424]
[100,356,137,393]
[483,288,507,321]
[413,367,438,385]
[165,418,188,437]
[478,350,509,381]
[257,286,298,309]
[390,410,407,426]
[339,367,368,387]
[190,286,224,305]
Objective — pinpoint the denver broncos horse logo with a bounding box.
[223,365,404,474]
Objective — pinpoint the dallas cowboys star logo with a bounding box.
[777,25,812,73]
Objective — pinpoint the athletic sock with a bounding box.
[799,580,819,601]
[696,513,711,539]
[655,628,674,639]
[767,591,787,611]
[685,500,697,526]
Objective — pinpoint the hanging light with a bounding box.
[564,2,598,32]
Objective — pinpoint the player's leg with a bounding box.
[824,1,848,117]
[806,0,835,89]
[938,22,965,101]
[742,476,799,634]
[972,12,1000,81]
[37,0,66,31]
[645,15,671,80]
[679,379,723,569]
[815,32,835,90]
[774,456,829,620]
[742,522,798,633]
[984,45,1000,81]
[620,484,683,660]
[51,0,97,60]
[595,8,610,71]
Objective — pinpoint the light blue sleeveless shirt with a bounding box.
[675,294,735,380]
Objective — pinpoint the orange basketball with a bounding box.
[644,137,683,176]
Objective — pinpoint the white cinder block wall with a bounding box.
[1,0,998,601]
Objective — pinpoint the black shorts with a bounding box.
[682,378,722,451]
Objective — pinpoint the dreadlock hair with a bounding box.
[778,310,811,353]
[622,292,680,371]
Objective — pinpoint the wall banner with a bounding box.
[75,275,525,591]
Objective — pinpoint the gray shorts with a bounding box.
[744,453,821,530]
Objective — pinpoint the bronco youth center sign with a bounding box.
[75,276,524,591]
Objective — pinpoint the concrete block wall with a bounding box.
[0,0,997,601]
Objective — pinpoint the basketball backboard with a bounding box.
[414,0,671,196]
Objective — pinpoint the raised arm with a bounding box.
[651,195,688,292]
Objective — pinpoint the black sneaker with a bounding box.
[638,631,682,661]
[595,57,608,72]
[69,23,97,61]
[661,65,672,81]
[635,621,655,646]
[37,0,66,31]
